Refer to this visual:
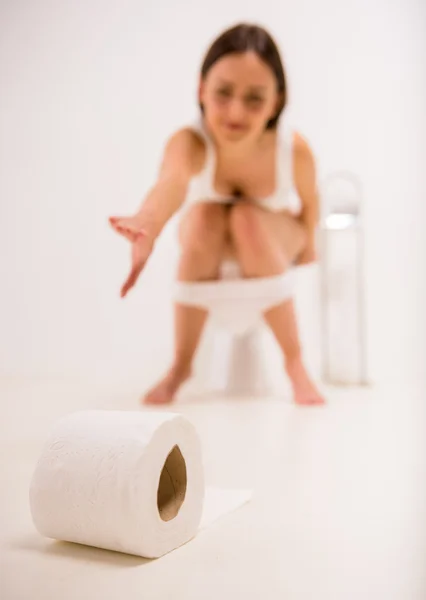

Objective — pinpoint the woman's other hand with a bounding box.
[295,243,317,266]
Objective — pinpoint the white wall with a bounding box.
[1,0,425,390]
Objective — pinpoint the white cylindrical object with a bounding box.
[226,327,275,396]
[29,410,205,558]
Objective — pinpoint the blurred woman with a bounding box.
[110,23,324,406]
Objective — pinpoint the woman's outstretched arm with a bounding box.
[109,128,205,296]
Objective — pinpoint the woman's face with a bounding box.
[199,51,280,145]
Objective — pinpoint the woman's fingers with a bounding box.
[121,270,137,297]
[117,226,135,243]
[110,222,137,243]
[120,261,144,298]
[109,216,147,243]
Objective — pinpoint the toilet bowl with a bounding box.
[173,261,295,395]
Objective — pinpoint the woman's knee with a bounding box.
[179,203,227,254]
[230,203,307,259]
[229,203,267,251]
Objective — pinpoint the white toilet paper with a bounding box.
[29,410,250,559]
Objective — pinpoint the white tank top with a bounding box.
[183,119,301,215]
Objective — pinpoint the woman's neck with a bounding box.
[217,130,274,163]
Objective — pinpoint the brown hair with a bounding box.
[199,23,288,129]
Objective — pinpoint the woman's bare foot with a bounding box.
[142,364,191,405]
[286,358,325,406]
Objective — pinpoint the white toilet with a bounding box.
[174,260,295,396]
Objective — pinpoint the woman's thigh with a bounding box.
[254,207,307,260]
[177,202,230,251]
[225,202,307,263]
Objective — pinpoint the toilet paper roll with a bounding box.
[29,410,250,559]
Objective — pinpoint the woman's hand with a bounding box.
[295,243,317,266]
[109,215,155,297]
[109,215,147,243]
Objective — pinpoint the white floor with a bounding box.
[1,378,425,600]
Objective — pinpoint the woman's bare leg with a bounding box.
[229,203,324,405]
[143,203,228,404]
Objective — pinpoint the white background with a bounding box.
[1,0,425,392]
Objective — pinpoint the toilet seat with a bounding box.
[173,265,295,337]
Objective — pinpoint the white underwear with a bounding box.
[173,268,295,336]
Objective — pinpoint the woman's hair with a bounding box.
[199,23,288,129]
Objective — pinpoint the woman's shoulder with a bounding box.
[294,132,314,160]
[284,126,315,164]
[277,116,314,154]
[162,124,208,176]
[166,123,207,153]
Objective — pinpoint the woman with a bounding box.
[109,23,325,406]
